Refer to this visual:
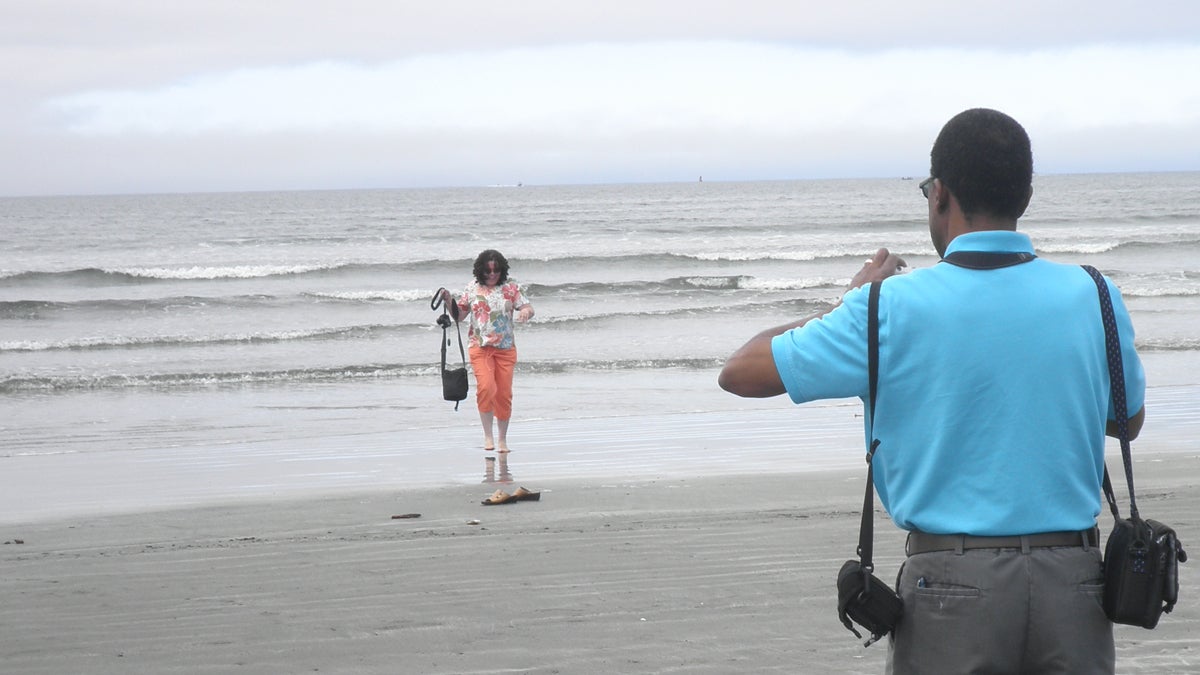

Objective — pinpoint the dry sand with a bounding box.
[2,455,1198,674]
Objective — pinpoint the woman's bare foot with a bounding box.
[484,437,495,452]
[497,441,510,454]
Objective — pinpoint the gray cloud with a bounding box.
[3,1,1199,196]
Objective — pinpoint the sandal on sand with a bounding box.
[512,487,541,501]
[482,489,516,505]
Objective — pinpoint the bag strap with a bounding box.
[451,311,466,366]
[856,281,883,575]
[431,288,468,370]
[1081,265,1138,521]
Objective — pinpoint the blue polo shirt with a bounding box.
[772,231,1145,535]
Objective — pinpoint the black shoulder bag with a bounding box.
[1082,265,1188,629]
[836,280,903,646]
[431,288,469,410]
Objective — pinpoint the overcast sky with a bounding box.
[4,1,1199,196]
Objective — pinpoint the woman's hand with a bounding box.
[516,305,534,323]
[440,289,462,321]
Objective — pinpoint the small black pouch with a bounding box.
[837,560,904,645]
[1103,516,1187,629]
[441,366,469,404]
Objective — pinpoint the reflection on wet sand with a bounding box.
[482,454,512,484]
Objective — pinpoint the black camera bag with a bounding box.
[441,364,468,405]
[1083,265,1187,629]
[837,559,903,644]
[1102,515,1186,628]
[432,289,469,410]
[835,280,903,646]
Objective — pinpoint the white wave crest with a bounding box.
[693,250,815,262]
[309,289,428,302]
[1138,336,1200,351]
[1122,286,1200,298]
[1034,242,1121,254]
[682,276,739,289]
[1,340,53,351]
[1114,272,1200,298]
[0,326,369,352]
[738,277,832,291]
[115,264,327,279]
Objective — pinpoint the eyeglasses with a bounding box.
[919,177,935,199]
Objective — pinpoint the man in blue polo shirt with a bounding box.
[719,108,1145,674]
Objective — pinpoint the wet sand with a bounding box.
[2,453,1197,674]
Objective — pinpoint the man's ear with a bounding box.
[1016,184,1033,218]
[935,179,950,214]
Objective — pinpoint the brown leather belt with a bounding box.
[905,527,1099,556]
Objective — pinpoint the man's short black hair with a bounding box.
[472,249,510,285]
[930,108,1033,221]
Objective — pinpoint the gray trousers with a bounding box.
[885,545,1113,675]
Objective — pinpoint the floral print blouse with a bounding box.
[453,280,530,349]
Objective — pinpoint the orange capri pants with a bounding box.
[468,346,517,420]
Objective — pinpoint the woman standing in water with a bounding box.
[441,250,534,453]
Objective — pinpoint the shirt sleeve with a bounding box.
[454,284,473,314]
[771,286,872,404]
[510,281,530,309]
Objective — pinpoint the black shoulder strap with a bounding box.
[1082,265,1138,521]
[942,251,1036,269]
[432,288,468,410]
[857,281,883,572]
[452,314,466,366]
[432,288,467,370]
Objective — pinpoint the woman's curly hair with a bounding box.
[472,249,510,285]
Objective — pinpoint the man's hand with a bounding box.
[850,248,907,291]
[718,246,905,398]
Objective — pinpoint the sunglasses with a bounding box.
[919,177,935,199]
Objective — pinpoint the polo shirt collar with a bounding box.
[943,230,1035,257]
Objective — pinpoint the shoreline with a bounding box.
[0,398,870,525]
[5,366,1200,526]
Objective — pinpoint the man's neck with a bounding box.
[952,212,1018,238]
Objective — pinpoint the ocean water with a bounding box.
[3,173,1199,520]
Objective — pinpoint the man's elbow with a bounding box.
[718,365,783,398]
[1106,407,1146,441]
[717,368,743,395]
